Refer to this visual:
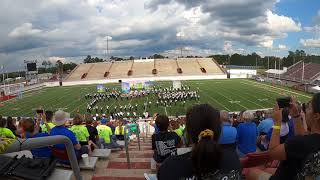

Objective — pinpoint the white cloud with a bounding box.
[0,0,310,71]
[223,41,233,53]
[300,38,320,48]
[278,44,287,50]
[48,56,67,63]
[266,10,301,32]
[260,39,274,48]
[8,23,42,38]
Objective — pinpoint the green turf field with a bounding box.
[0,79,313,117]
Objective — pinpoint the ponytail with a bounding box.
[186,104,222,178]
[192,129,222,178]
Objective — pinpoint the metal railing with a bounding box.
[124,123,141,169]
[3,135,82,180]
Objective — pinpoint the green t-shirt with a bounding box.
[69,125,89,142]
[41,122,56,133]
[175,128,183,137]
[0,127,15,139]
[97,125,112,143]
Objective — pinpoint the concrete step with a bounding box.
[107,162,150,169]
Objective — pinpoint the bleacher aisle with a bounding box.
[88,137,153,180]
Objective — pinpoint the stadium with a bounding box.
[1,1,320,179]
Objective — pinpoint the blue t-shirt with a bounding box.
[50,126,78,149]
[26,132,52,158]
[257,118,274,135]
[237,122,257,154]
[219,122,237,145]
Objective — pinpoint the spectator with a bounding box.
[20,118,52,158]
[97,119,120,149]
[236,111,257,157]
[69,114,92,152]
[152,115,181,171]
[107,121,115,134]
[248,94,320,180]
[256,110,274,151]
[233,110,245,128]
[170,120,183,137]
[0,117,15,138]
[257,110,274,136]
[265,108,295,145]
[41,110,55,133]
[115,120,126,140]
[6,116,17,136]
[219,110,237,146]
[85,117,99,145]
[158,104,241,179]
[50,110,88,160]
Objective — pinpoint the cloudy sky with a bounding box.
[0,0,319,71]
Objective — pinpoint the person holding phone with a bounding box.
[39,110,55,134]
[247,93,320,180]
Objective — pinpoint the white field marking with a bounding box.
[215,90,249,109]
[220,87,267,109]
[201,83,250,110]
[164,106,168,116]
[242,80,312,98]
[258,98,269,101]
[196,87,231,111]
[229,100,241,104]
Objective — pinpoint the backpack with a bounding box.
[0,155,57,180]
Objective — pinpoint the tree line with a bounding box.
[209,50,320,69]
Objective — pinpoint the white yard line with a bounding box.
[221,88,267,109]
[242,80,311,98]
[196,87,231,111]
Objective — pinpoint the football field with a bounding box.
[0,79,313,117]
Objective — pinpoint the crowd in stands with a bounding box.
[0,111,129,164]
[0,92,320,179]
[151,93,320,179]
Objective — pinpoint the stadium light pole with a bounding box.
[105,36,112,61]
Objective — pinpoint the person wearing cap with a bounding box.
[50,110,88,161]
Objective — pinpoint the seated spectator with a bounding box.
[170,120,183,137]
[257,110,274,136]
[69,114,93,152]
[97,119,121,149]
[236,110,257,157]
[256,110,274,151]
[115,120,126,140]
[70,114,89,145]
[0,117,15,138]
[85,117,99,145]
[265,108,295,146]
[6,116,17,136]
[152,115,181,170]
[20,118,52,158]
[248,94,320,180]
[40,110,55,133]
[158,104,241,179]
[50,110,88,160]
[219,110,237,147]
[233,110,245,128]
[107,121,115,134]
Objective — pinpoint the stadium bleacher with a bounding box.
[64,58,226,81]
[282,61,320,82]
